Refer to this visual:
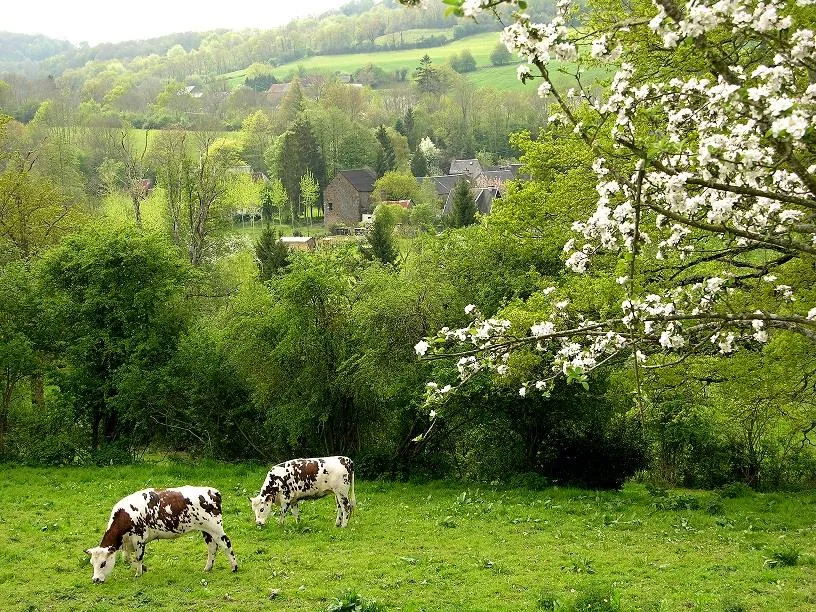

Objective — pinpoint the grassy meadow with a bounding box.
[1,462,815,611]
[220,31,607,93]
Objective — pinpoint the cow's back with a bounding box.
[276,456,353,501]
[111,486,223,541]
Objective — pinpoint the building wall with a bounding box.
[324,175,369,228]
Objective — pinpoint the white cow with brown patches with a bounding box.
[250,456,356,527]
[84,486,238,583]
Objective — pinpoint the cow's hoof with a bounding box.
[232,567,238,573]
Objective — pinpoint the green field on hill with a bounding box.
[220,31,609,93]
[374,28,456,46]
[2,463,815,611]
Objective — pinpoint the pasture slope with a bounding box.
[1,462,815,611]
[220,31,609,93]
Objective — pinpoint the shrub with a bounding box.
[4,390,88,465]
[718,482,753,499]
[766,547,800,568]
[652,493,701,511]
[536,592,560,610]
[326,589,386,612]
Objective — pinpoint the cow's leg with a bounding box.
[121,541,132,567]
[202,531,218,571]
[340,494,352,527]
[290,502,300,523]
[278,501,289,526]
[133,538,147,576]
[210,526,238,572]
[334,493,343,527]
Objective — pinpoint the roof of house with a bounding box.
[442,186,497,217]
[449,159,484,177]
[337,168,377,193]
[280,236,316,244]
[482,169,515,182]
[266,83,291,95]
[424,174,468,197]
[474,187,496,215]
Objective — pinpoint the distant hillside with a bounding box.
[221,31,609,93]
[0,0,557,80]
[0,32,73,65]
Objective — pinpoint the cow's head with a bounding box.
[249,494,275,526]
[84,546,117,583]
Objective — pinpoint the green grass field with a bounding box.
[374,28,455,47]
[1,463,815,611]
[219,31,607,93]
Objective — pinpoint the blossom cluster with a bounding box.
[407,0,816,405]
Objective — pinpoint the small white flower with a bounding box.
[519,386,527,397]
[414,340,429,356]
[429,409,437,419]
[464,304,477,315]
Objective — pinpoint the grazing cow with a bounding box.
[250,456,356,527]
[84,486,238,583]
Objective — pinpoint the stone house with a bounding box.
[323,168,378,228]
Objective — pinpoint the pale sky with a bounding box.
[3,0,348,46]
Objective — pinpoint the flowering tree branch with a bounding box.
[403,0,816,408]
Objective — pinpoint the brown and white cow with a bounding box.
[84,486,238,583]
[250,456,356,527]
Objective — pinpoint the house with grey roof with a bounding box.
[448,159,484,178]
[442,184,498,218]
[422,174,464,200]
[324,167,378,228]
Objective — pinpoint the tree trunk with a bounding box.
[31,372,44,409]
[91,405,101,452]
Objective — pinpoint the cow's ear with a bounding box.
[84,548,91,556]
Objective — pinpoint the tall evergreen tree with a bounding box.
[410,150,428,178]
[277,115,326,222]
[403,106,417,150]
[363,207,398,265]
[277,78,304,128]
[413,55,446,94]
[254,225,290,280]
[450,178,476,228]
[374,125,396,178]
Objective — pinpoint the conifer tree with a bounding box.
[374,125,396,177]
[410,150,428,178]
[450,178,476,228]
[277,115,326,223]
[254,225,290,280]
